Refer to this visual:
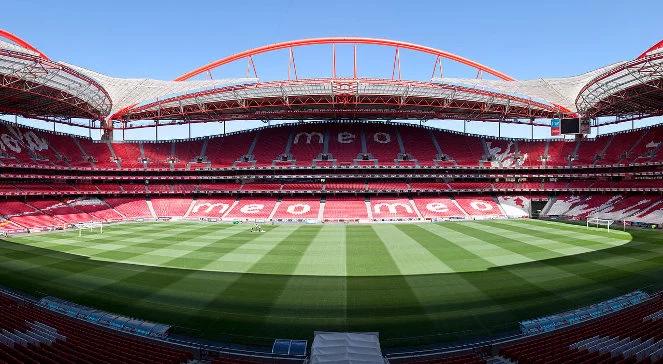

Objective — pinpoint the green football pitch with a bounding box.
[0,219,661,348]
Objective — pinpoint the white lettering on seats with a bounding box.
[337,132,355,144]
[1,134,21,153]
[240,204,264,214]
[426,202,449,213]
[286,204,311,215]
[25,131,49,151]
[374,202,412,214]
[373,132,391,144]
[293,132,323,144]
[470,201,493,211]
[192,203,230,214]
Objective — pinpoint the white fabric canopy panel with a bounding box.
[310,332,386,364]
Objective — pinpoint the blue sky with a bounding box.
[2,0,662,139]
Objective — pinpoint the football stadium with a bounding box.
[0,6,662,363]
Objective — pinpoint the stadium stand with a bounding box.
[454,196,506,218]
[323,197,370,221]
[272,198,321,221]
[0,291,193,364]
[499,293,663,364]
[412,197,467,220]
[187,198,237,219]
[104,198,152,219]
[370,197,420,220]
[224,198,278,221]
[2,121,663,171]
[151,198,194,218]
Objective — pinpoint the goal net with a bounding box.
[76,222,103,236]
[586,217,614,230]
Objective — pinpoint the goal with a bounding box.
[76,222,103,237]
[586,217,614,230]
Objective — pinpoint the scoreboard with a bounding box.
[551,118,590,136]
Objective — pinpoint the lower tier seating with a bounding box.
[0,291,193,364]
[2,195,662,231]
[499,293,663,364]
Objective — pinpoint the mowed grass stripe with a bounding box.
[43,224,257,299]
[371,224,454,274]
[116,224,255,268]
[179,225,323,337]
[70,223,229,259]
[470,220,602,256]
[345,225,402,276]
[394,224,488,272]
[15,223,184,252]
[509,219,631,247]
[200,225,298,273]
[444,221,568,261]
[458,221,650,304]
[424,223,535,267]
[294,224,347,276]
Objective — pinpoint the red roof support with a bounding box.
[0,29,49,59]
[637,39,663,59]
[174,37,515,81]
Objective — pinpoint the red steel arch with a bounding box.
[175,37,515,81]
[638,39,663,59]
[0,29,49,59]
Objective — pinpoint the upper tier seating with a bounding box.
[290,125,325,166]
[172,140,203,169]
[484,139,523,167]
[546,139,578,167]
[630,127,663,164]
[142,142,172,169]
[206,132,255,168]
[111,143,143,168]
[78,140,117,168]
[364,124,401,166]
[574,136,610,166]
[398,126,438,166]
[519,140,547,167]
[1,121,663,170]
[435,130,484,166]
[326,124,364,166]
[251,128,291,167]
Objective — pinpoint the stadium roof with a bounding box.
[0,30,661,131]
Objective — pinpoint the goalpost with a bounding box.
[586,217,615,231]
[76,222,103,237]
